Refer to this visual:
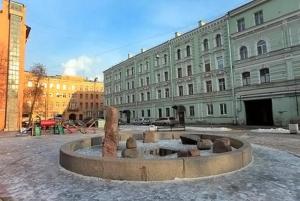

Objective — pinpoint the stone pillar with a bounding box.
[102,107,119,157]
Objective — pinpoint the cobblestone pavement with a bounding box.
[0,129,300,201]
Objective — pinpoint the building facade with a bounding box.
[104,0,300,126]
[0,0,30,131]
[23,72,104,122]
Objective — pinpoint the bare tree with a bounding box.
[24,64,47,127]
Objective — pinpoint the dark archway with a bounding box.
[122,110,131,123]
[69,113,77,121]
[79,114,83,121]
[172,105,186,125]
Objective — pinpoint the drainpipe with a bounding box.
[226,17,237,124]
[168,40,174,102]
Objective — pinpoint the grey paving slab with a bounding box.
[0,131,299,201]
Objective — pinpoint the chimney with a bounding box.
[198,20,206,27]
[141,48,145,53]
[175,32,181,37]
[128,53,132,59]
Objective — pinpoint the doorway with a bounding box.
[244,99,273,126]
[69,113,77,121]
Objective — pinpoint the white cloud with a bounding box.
[62,55,103,81]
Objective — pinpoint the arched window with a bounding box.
[186,45,191,57]
[203,39,209,51]
[216,34,222,47]
[177,49,181,60]
[260,68,270,83]
[240,46,248,60]
[257,40,267,55]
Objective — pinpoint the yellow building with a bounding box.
[24,72,104,122]
[0,0,30,131]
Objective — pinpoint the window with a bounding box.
[147,109,151,117]
[56,84,60,90]
[146,61,149,71]
[255,10,264,26]
[141,110,144,117]
[187,65,192,76]
[127,82,130,90]
[242,72,251,86]
[220,104,227,115]
[132,81,135,89]
[146,77,150,85]
[166,108,170,117]
[158,108,162,118]
[131,67,134,75]
[157,73,161,82]
[80,94,83,99]
[133,111,135,118]
[126,69,130,76]
[177,68,182,78]
[178,86,183,96]
[147,92,150,101]
[165,88,170,98]
[164,71,169,81]
[132,94,135,102]
[188,84,193,95]
[260,68,270,83]
[207,104,213,115]
[218,78,226,91]
[216,34,222,47]
[139,64,143,73]
[186,45,191,57]
[177,49,181,60]
[237,18,245,32]
[257,40,267,55]
[127,95,130,103]
[90,94,93,99]
[85,94,88,99]
[157,90,162,99]
[155,56,159,66]
[216,56,224,70]
[203,39,209,51]
[240,46,248,60]
[140,78,144,87]
[164,54,168,64]
[141,93,144,101]
[204,60,211,72]
[206,80,212,93]
[189,106,195,116]
[85,102,88,109]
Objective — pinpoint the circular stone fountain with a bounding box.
[59,132,252,181]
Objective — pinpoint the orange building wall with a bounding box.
[24,73,104,122]
[0,0,29,131]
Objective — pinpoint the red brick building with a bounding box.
[0,0,30,131]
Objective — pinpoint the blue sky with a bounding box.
[16,0,250,81]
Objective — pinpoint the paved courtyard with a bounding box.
[0,127,300,201]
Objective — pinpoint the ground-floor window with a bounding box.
[220,103,227,115]
[158,108,162,118]
[166,108,170,117]
[189,106,195,116]
[147,109,151,117]
[207,104,213,115]
[141,110,144,117]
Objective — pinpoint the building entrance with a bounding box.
[244,99,273,126]
[69,113,77,121]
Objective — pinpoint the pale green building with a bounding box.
[104,0,300,126]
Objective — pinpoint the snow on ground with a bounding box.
[186,126,232,132]
[119,125,232,132]
[251,128,290,134]
[0,133,300,201]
